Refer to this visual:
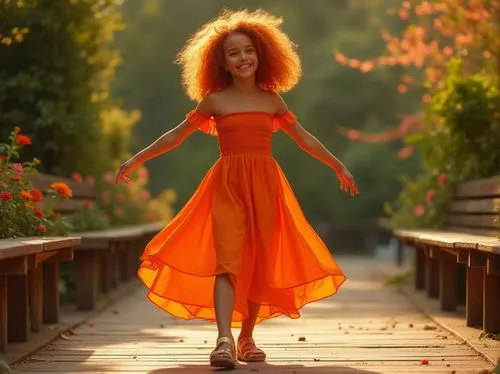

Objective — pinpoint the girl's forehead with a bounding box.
[223,32,254,50]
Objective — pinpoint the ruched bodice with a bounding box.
[137,110,346,327]
[215,112,274,156]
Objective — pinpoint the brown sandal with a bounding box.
[237,337,266,362]
[210,336,237,368]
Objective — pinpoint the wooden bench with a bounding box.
[0,237,80,352]
[32,174,163,311]
[394,176,500,334]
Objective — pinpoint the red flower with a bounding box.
[438,174,447,186]
[34,208,43,218]
[425,189,435,203]
[0,191,12,201]
[28,189,43,202]
[38,224,47,234]
[415,204,425,216]
[16,134,32,146]
[71,172,83,184]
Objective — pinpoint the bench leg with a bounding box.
[119,247,130,282]
[415,248,426,290]
[43,262,60,323]
[111,250,120,289]
[76,251,99,310]
[466,266,484,327]
[7,274,29,342]
[426,256,439,298]
[439,253,457,311]
[100,251,114,294]
[0,275,6,352]
[28,266,44,332]
[396,239,404,267]
[483,273,500,333]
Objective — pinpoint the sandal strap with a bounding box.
[238,337,263,355]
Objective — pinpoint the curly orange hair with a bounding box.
[175,8,302,102]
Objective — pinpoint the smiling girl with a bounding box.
[116,8,358,369]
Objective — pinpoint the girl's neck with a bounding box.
[230,77,258,94]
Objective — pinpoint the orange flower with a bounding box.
[20,188,43,202]
[50,182,73,199]
[10,174,22,182]
[16,134,32,146]
[20,190,33,200]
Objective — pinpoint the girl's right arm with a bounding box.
[116,97,214,184]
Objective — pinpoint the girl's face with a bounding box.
[222,32,259,80]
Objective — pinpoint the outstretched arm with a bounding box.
[115,97,215,184]
[115,119,197,184]
[283,121,359,196]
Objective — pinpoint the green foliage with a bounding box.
[0,127,72,238]
[69,204,110,232]
[388,58,500,229]
[0,0,139,178]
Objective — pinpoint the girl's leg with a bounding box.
[211,274,236,367]
[214,274,235,339]
[238,300,266,362]
[240,300,259,337]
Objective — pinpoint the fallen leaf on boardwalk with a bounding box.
[344,331,349,334]
[160,324,165,328]
[179,339,184,342]
[380,326,388,331]
[449,370,455,373]
[88,322,95,328]
[442,336,448,339]
[112,310,120,315]
[204,340,207,344]
[423,324,437,330]
[420,359,429,365]
[290,334,294,337]
[313,358,320,362]
[408,323,414,328]
[59,333,72,340]
[298,337,306,342]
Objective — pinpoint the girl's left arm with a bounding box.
[274,95,359,195]
[283,121,359,196]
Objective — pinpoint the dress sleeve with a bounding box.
[272,110,297,132]
[186,109,218,136]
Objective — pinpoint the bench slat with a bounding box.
[449,197,500,214]
[455,177,500,198]
[394,229,500,254]
[446,214,497,229]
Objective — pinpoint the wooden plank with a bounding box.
[446,214,497,229]
[449,197,500,214]
[455,176,500,198]
[0,257,27,275]
[0,239,44,261]
[43,262,60,324]
[9,258,496,373]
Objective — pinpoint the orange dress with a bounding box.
[137,110,346,327]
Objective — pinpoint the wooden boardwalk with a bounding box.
[11,257,496,373]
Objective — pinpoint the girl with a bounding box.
[116,8,358,369]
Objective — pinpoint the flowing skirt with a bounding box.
[138,154,346,327]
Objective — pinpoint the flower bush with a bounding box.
[95,166,176,227]
[0,128,73,238]
[386,58,500,229]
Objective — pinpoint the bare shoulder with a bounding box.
[263,90,289,114]
[196,92,222,116]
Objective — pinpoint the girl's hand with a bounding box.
[336,167,359,196]
[116,157,139,185]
